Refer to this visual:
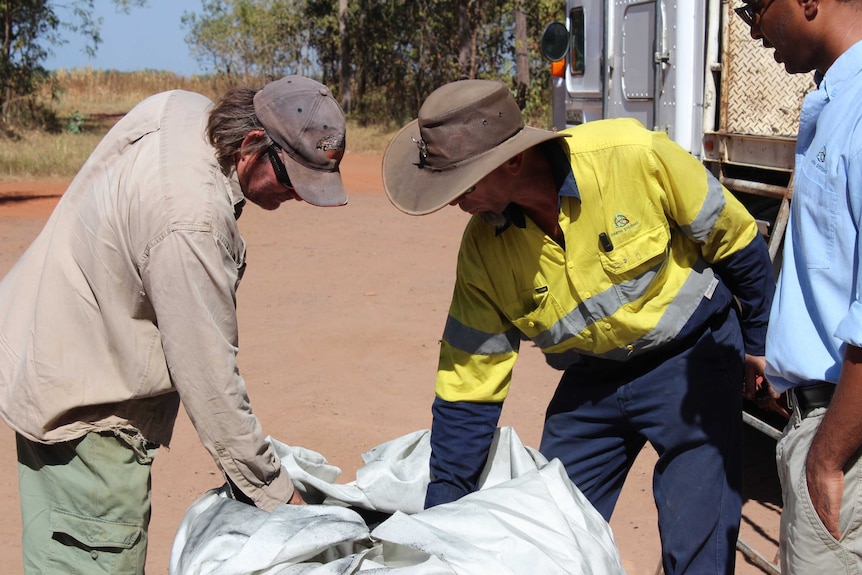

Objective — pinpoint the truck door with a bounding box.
[606,0,677,137]
[548,1,703,154]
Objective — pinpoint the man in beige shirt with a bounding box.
[0,75,347,574]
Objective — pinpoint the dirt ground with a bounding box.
[0,152,783,574]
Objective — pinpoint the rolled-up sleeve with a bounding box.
[140,227,293,511]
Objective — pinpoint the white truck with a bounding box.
[540,0,815,268]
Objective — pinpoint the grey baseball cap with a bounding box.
[254,76,348,207]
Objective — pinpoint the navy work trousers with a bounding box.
[540,308,744,575]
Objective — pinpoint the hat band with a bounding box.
[414,125,523,171]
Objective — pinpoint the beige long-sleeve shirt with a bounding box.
[0,90,294,510]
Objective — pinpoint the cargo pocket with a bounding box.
[46,509,143,575]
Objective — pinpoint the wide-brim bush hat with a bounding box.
[382,79,570,215]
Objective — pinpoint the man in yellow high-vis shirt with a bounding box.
[382,79,775,575]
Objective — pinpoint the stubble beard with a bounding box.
[479,211,508,228]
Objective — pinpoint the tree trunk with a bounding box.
[339,0,352,113]
[514,0,529,110]
[2,4,11,122]
[456,0,471,79]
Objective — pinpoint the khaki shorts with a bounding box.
[777,408,862,574]
[17,430,157,575]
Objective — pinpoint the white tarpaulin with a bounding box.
[170,427,626,575]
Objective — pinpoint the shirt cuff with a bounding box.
[742,325,767,356]
[249,468,295,512]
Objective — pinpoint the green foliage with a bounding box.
[64,109,84,133]
[3,0,561,132]
[182,0,563,128]
[0,0,146,128]
[182,0,313,81]
[0,69,399,180]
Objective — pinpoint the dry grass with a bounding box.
[1,69,397,181]
[0,130,105,181]
[47,68,222,118]
[344,122,398,155]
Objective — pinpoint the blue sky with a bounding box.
[44,1,204,76]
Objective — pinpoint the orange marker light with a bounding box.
[551,59,566,78]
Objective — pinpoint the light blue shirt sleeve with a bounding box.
[834,142,862,348]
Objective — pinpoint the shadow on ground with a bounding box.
[0,194,60,205]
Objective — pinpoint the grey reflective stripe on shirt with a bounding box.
[595,264,716,361]
[540,262,717,365]
[679,169,726,243]
[443,315,521,355]
[532,260,666,350]
[612,263,661,305]
[445,258,716,364]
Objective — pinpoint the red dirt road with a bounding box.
[0,152,781,574]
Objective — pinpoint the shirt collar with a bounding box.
[818,39,862,100]
[227,173,246,219]
[544,139,580,202]
[493,140,579,236]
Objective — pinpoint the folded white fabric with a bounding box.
[170,427,626,575]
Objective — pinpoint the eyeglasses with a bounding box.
[266,145,294,189]
[734,1,763,27]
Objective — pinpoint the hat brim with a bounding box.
[382,119,570,215]
[280,151,348,207]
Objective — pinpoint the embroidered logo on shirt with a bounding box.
[611,213,640,237]
[812,145,827,174]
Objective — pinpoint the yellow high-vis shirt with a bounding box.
[436,118,760,403]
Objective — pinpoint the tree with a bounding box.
[180,0,562,127]
[338,0,350,112]
[182,0,311,84]
[0,0,145,127]
[513,0,529,109]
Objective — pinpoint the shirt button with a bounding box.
[528,321,535,328]
[604,323,612,330]
[567,262,574,269]
[91,550,99,560]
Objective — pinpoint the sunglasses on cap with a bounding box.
[734,1,763,27]
[266,145,294,189]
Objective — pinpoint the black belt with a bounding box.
[789,381,835,419]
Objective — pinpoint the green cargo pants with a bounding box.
[17,430,157,575]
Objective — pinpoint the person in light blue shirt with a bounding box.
[737,0,862,572]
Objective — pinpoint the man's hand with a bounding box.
[744,354,789,417]
[288,489,307,505]
[805,453,844,539]
[803,344,862,540]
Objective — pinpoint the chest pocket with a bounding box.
[598,224,668,275]
[795,156,836,270]
[596,223,669,306]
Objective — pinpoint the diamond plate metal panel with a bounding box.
[723,12,815,137]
